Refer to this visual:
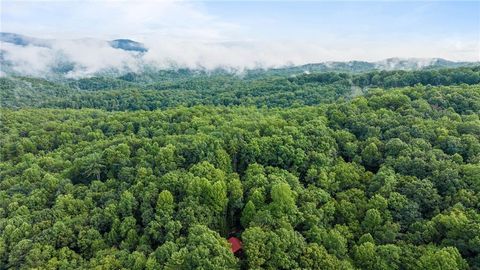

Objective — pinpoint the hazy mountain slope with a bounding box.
[1,32,478,78]
[2,66,479,110]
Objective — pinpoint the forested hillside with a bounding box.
[1,67,480,269]
[2,66,480,110]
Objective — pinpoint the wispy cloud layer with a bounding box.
[1,0,479,77]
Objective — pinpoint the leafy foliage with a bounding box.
[1,67,480,269]
[2,66,479,110]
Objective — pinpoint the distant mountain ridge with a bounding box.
[1,32,478,78]
[0,32,148,53]
[0,32,51,47]
[109,39,148,52]
[267,58,478,74]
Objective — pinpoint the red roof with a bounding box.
[228,237,242,253]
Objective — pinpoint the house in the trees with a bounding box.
[228,236,242,255]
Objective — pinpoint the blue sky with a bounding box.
[1,1,479,63]
[204,1,478,41]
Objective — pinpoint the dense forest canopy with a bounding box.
[2,66,480,110]
[1,66,480,269]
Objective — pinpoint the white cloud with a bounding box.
[1,0,236,41]
[1,0,479,77]
[2,36,479,78]
[1,43,56,76]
